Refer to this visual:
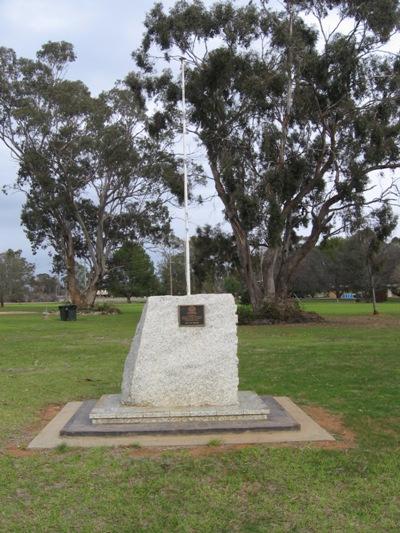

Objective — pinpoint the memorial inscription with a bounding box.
[178,305,205,326]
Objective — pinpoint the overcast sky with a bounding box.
[0,0,227,273]
[0,0,399,274]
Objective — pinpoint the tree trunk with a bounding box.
[66,272,84,306]
[233,225,263,311]
[65,253,97,307]
[83,284,98,307]
[169,254,173,295]
[368,265,379,315]
[68,285,97,307]
[226,215,262,311]
[276,276,289,302]
[127,295,131,303]
[209,159,263,312]
[0,292,4,307]
[262,248,279,301]
[371,285,378,315]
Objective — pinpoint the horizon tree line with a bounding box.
[2,226,399,309]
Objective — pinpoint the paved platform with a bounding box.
[67,396,291,434]
[28,396,335,449]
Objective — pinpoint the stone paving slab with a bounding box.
[89,391,270,425]
[28,396,335,449]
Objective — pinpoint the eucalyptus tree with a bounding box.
[191,224,239,292]
[0,250,35,306]
[0,42,182,306]
[357,203,398,313]
[290,248,328,297]
[31,273,59,301]
[130,0,400,313]
[105,242,159,302]
[319,236,367,296]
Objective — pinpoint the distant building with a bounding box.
[96,289,109,297]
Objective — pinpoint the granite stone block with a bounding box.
[120,294,239,407]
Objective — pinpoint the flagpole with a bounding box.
[181,56,191,295]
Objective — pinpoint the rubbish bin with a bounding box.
[58,304,77,321]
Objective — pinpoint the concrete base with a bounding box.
[66,396,294,435]
[28,396,335,449]
[89,391,269,425]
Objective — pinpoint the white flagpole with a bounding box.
[181,56,191,295]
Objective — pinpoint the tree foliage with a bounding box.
[0,250,35,306]
[0,42,183,306]
[292,217,400,301]
[158,249,187,296]
[157,226,240,295]
[105,242,159,301]
[191,224,239,292]
[357,203,398,312]
[131,0,400,312]
[290,248,328,297]
[31,273,60,301]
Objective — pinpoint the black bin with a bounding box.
[58,304,77,321]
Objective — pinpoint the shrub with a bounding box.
[237,301,322,324]
[94,303,122,315]
[237,305,254,325]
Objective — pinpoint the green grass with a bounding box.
[0,301,399,531]
[0,301,61,312]
[302,298,400,316]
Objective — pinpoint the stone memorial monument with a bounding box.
[89,293,269,424]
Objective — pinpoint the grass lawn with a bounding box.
[0,300,399,531]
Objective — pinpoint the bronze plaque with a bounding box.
[178,305,205,326]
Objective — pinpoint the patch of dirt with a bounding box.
[27,404,63,440]
[301,405,357,449]
[4,446,36,457]
[3,404,63,456]
[38,404,63,423]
